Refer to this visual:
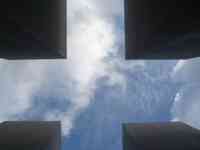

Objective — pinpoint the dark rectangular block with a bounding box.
[0,121,61,150]
[123,122,200,150]
[125,0,200,59]
[0,0,66,59]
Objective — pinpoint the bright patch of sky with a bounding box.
[0,0,199,150]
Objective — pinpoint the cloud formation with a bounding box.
[0,0,131,136]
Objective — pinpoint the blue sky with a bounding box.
[0,0,200,150]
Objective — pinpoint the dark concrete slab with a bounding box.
[125,0,200,59]
[123,122,200,150]
[0,121,61,150]
[0,0,66,59]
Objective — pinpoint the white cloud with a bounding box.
[0,0,131,136]
[0,0,148,136]
[171,58,200,129]
[89,0,124,21]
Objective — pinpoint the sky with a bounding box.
[0,0,200,150]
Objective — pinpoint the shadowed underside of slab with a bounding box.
[123,122,200,150]
[0,0,66,59]
[0,121,61,150]
[125,0,200,59]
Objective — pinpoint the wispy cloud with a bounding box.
[0,0,154,137]
[0,0,130,136]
